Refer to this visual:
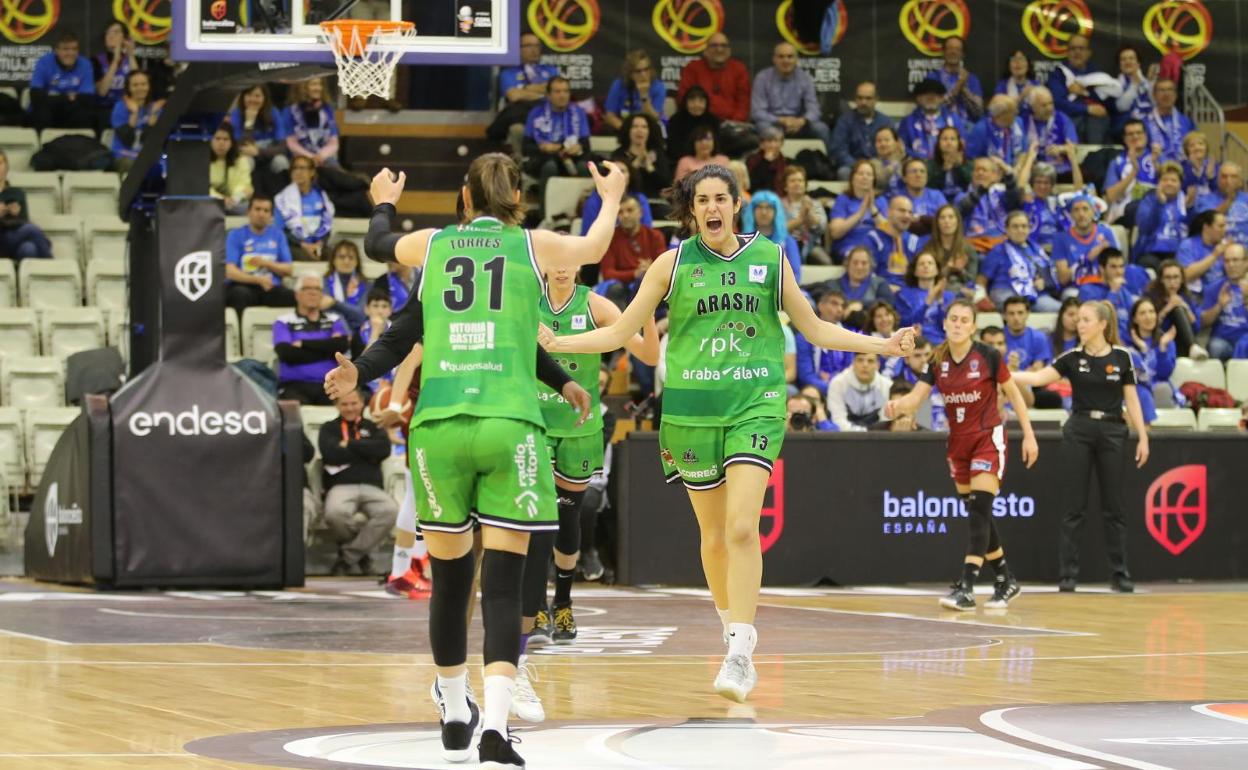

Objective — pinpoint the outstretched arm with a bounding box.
[884,379,933,419]
[782,258,914,356]
[542,250,675,354]
[1009,365,1061,388]
[589,291,660,366]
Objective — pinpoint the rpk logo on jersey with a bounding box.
[174,250,212,302]
[749,265,768,284]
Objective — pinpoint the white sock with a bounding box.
[411,537,428,560]
[437,672,471,723]
[392,482,420,578]
[727,623,757,658]
[482,675,515,735]
[716,607,731,636]
[390,546,411,580]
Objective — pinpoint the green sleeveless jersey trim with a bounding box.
[538,283,603,437]
[412,216,545,429]
[661,232,787,425]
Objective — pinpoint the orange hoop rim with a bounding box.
[319,19,415,56]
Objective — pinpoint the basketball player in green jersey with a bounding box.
[511,264,660,722]
[366,153,626,768]
[541,164,914,702]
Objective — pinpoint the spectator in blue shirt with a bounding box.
[898,79,963,160]
[1199,243,1248,361]
[1127,297,1179,424]
[580,155,653,235]
[1018,86,1079,180]
[865,195,922,287]
[1002,295,1052,371]
[523,76,591,205]
[274,273,351,405]
[1194,162,1248,247]
[1104,119,1160,224]
[1177,209,1230,299]
[110,70,163,173]
[228,84,291,195]
[1145,79,1192,164]
[957,156,1024,246]
[224,196,295,316]
[795,288,853,397]
[490,32,560,157]
[740,190,801,282]
[829,81,892,180]
[1145,259,1203,358]
[323,240,369,331]
[286,77,339,167]
[93,21,137,109]
[1133,162,1188,270]
[837,245,893,310]
[29,31,97,131]
[1053,194,1118,294]
[1180,131,1219,204]
[980,210,1061,310]
[827,159,882,260]
[1022,162,1074,253]
[382,262,418,312]
[275,156,334,260]
[1112,45,1154,135]
[750,42,832,154]
[351,287,396,382]
[965,94,1025,167]
[1046,33,1111,143]
[926,36,984,122]
[995,49,1040,117]
[926,126,975,200]
[604,49,667,133]
[0,150,52,261]
[880,158,947,221]
[896,251,957,343]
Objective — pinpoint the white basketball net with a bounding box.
[319,22,417,99]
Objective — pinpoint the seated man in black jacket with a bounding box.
[318,387,398,575]
[273,273,351,405]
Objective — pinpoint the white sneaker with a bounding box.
[713,654,757,703]
[510,655,545,723]
[1190,343,1210,361]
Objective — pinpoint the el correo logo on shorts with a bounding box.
[128,407,268,437]
[414,448,443,519]
[174,250,213,302]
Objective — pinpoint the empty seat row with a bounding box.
[0,308,110,360]
[0,405,79,490]
[27,214,129,268]
[6,170,120,217]
[0,258,109,309]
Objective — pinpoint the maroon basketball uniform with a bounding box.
[920,342,1011,485]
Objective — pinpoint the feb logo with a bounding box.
[1145,464,1207,556]
[652,0,723,55]
[898,0,969,57]
[1143,0,1212,61]
[0,0,58,45]
[528,0,599,53]
[760,458,785,554]
[174,250,213,302]
[114,0,171,45]
[775,0,844,56]
[1021,0,1094,59]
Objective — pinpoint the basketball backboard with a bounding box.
[173,0,518,65]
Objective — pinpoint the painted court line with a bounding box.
[980,707,1174,770]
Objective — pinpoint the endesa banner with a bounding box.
[615,432,1246,586]
[525,0,1243,113]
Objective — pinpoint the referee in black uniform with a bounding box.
[1013,300,1150,593]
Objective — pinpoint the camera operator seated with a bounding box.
[786,393,836,432]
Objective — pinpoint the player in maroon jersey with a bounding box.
[886,298,1039,610]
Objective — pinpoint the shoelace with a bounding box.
[514,662,540,703]
[534,610,550,630]
[554,607,574,631]
[723,655,752,681]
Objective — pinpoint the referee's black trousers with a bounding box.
[1058,415,1131,580]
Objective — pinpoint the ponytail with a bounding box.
[465,152,524,225]
[666,163,739,233]
[1085,300,1121,346]
[930,297,977,366]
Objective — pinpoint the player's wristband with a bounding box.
[364,203,402,263]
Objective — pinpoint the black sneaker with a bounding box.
[552,602,577,643]
[1110,573,1135,593]
[984,577,1020,609]
[528,605,553,646]
[1058,578,1077,592]
[578,548,605,581]
[436,691,479,763]
[479,729,525,769]
[939,582,975,611]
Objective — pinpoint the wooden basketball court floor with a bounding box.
[0,578,1245,769]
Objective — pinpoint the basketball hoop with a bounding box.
[318,20,416,99]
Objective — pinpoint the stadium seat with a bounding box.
[1109,225,1129,259]
[1196,407,1242,432]
[977,311,1004,330]
[1227,360,1248,402]
[224,215,247,232]
[1027,312,1057,331]
[40,306,105,359]
[360,259,387,280]
[23,406,78,488]
[1172,356,1226,390]
[8,171,61,215]
[299,405,340,454]
[2,356,63,410]
[382,454,408,502]
[38,214,83,264]
[0,126,39,172]
[85,258,126,312]
[543,177,595,225]
[877,101,913,119]
[19,258,81,309]
[806,180,847,196]
[1150,407,1198,431]
[62,172,121,217]
[224,309,241,361]
[800,265,844,284]
[0,407,24,489]
[781,138,826,160]
[38,127,95,145]
[240,306,289,364]
[84,215,130,263]
[1026,408,1069,426]
[588,135,619,156]
[289,262,328,287]
[0,259,16,307]
[0,307,39,356]
[106,309,128,361]
[333,217,368,260]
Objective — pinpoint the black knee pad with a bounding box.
[521,532,555,617]
[555,488,586,556]
[986,519,1001,553]
[481,548,526,667]
[428,551,475,667]
[965,491,995,557]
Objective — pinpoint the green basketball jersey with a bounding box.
[413,217,544,429]
[662,232,787,426]
[538,284,603,438]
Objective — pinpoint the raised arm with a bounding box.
[530,161,628,272]
[589,291,660,365]
[542,250,675,354]
[365,169,437,269]
[781,258,913,356]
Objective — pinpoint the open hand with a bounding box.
[323,352,358,400]
[561,381,593,427]
[589,160,628,202]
